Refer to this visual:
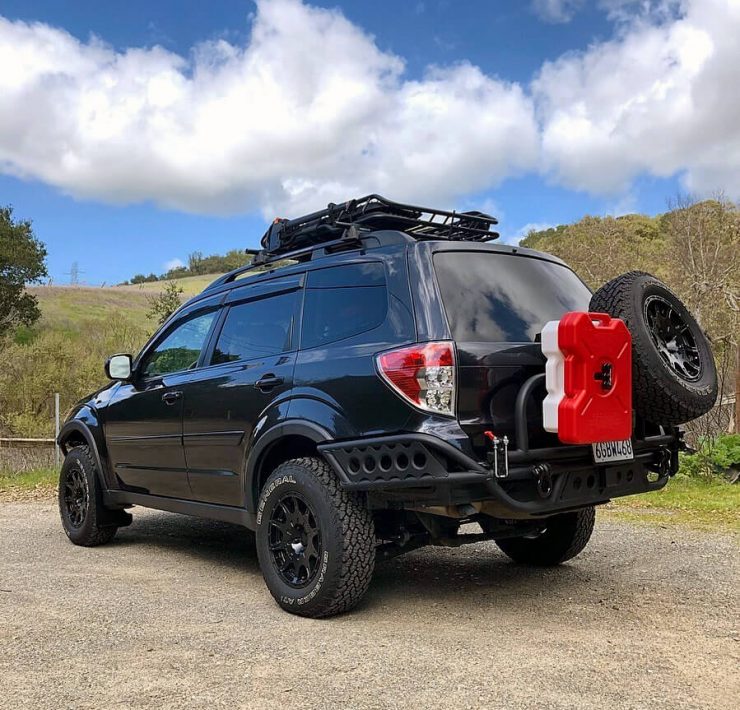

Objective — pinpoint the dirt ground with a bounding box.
[0,502,737,710]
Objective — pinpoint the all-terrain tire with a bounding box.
[58,446,129,546]
[255,457,375,618]
[496,507,595,566]
[590,271,717,426]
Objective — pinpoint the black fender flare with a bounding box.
[57,418,111,490]
[244,420,334,513]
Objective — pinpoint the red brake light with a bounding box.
[376,341,455,416]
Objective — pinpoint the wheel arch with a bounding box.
[57,417,111,490]
[245,421,339,514]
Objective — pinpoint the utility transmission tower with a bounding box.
[64,262,85,286]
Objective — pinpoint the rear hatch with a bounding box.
[433,250,592,456]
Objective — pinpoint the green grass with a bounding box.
[0,467,57,499]
[604,475,739,534]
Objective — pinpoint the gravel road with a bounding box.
[0,502,737,710]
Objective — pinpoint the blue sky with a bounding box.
[0,0,735,285]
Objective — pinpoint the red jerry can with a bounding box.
[542,312,633,444]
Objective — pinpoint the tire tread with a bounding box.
[261,457,375,618]
[589,271,715,425]
[59,445,118,547]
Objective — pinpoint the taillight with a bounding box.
[376,341,456,416]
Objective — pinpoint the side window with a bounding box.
[142,310,217,377]
[211,291,298,365]
[301,263,387,349]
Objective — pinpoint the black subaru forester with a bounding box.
[57,196,717,617]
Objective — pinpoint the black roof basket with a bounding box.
[259,194,499,257]
[203,195,499,294]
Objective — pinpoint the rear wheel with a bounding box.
[495,507,595,566]
[255,457,375,618]
[59,446,129,546]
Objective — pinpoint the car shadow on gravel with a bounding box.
[111,510,258,567]
[110,510,596,611]
[367,549,591,611]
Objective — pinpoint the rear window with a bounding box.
[301,262,387,348]
[434,252,591,343]
[211,291,297,364]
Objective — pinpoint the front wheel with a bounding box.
[255,457,375,618]
[495,507,595,566]
[59,446,130,546]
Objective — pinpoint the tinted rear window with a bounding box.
[434,252,591,343]
[301,263,387,348]
[211,291,297,364]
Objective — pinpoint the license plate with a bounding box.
[592,439,634,464]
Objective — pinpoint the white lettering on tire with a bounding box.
[256,475,296,525]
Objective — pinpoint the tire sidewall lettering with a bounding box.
[256,474,296,526]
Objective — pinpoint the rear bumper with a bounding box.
[318,431,678,518]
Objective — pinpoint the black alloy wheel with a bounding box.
[268,493,322,588]
[62,465,89,529]
[255,457,375,618]
[644,294,702,382]
[58,445,130,546]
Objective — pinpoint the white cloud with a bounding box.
[533,0,740,197]
[531,0,585,24]
[1,0,739,218]
[164,258,185,271]
[0,0,538,217]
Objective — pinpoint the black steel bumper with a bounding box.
[318,431,676,518]
[318,373,680,518]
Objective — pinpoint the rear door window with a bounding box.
[301,262,388,348]
[434,252,591,343]
[211,291,299,365]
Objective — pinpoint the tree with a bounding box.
[146,281,184,327]
[0,206,48,339]
[661,195,739,342]
[521,213,665,289]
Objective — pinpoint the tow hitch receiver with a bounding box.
[542,312,633,444]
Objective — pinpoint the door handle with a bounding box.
[161,391,183,405]
[254,374,284,392]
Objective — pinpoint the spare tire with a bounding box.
[589,271,717,426]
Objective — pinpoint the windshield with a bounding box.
[434,251,592,343]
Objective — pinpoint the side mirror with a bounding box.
[105,353,133,380]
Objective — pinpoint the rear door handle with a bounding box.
[161,391,183,405]
[254,374,284,392]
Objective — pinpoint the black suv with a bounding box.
[57,196,717,617]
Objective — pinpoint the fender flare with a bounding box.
[244,420,334,513]
[57,419,110,490]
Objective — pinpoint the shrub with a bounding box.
[679,434,740,480]
[0,313,147,437]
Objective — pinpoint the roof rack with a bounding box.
[260,194,499,256]
[203,194,499,294]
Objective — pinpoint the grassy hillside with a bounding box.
[26,274,222,333]
[0,274,223,437]
[118,273,222,296]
